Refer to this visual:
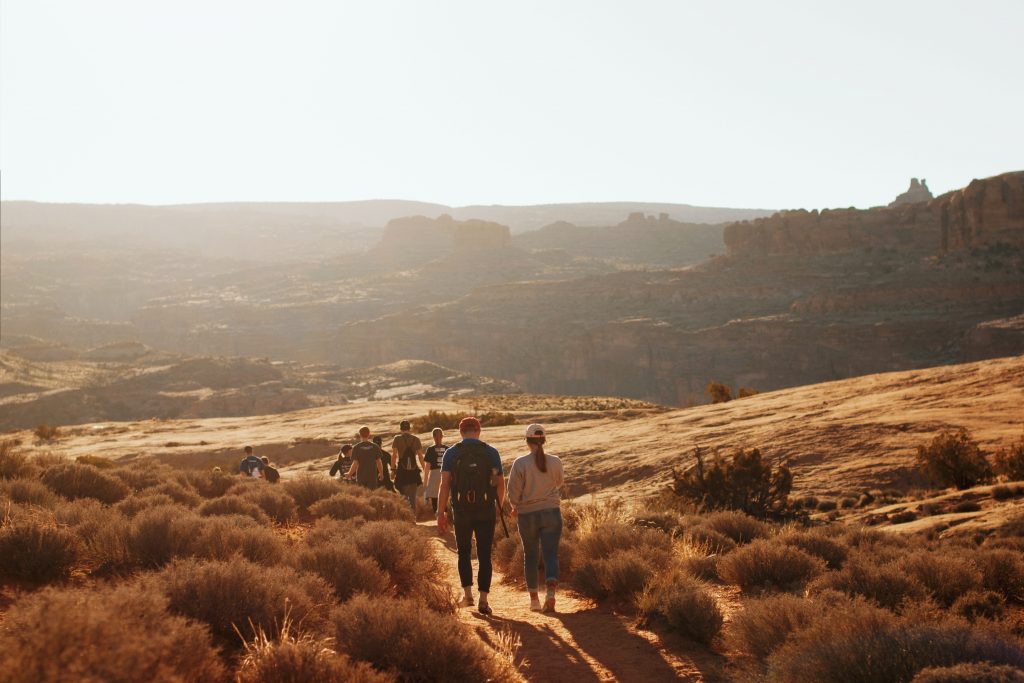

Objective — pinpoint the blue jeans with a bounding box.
[517,507,562,591]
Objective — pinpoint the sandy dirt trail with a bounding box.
[420,520,726,683]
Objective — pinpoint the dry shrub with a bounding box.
[115,492,176,517]
[680,553,720,582]
[284,475,341,513]
[890,509,918,524]
[199,495,271,524]
[765,601,1024,683]
[809,556,927,610]
[727,592,822,661]
[992,436,1024,481]
[494,535,523,578]
[912,662,1024,683]
[159,557,332,647]
[53,499,131,570]
[718,539,824,592]
[365,490,415,522]
[0,583,225,683]
[40,462,130,504]
[681,525,737,554]
[194,514,285,566]
[632,509,685,533]
[332,595,521,682]
[840,496,858,509]
[817,499,838,512]
[109,461,174,492]
[572,522,672,599]
[897,551,982,607]
[701,510,771,545]
[916,428,993,490]
[145,480,203,507]
[34,424,60,441]
[0,515,79,583]
[638,570,723,643]
[671,447,793,517]
[589,550,658,599]
[239,485,298,523]
[296,540,389,601]
[305,517,362,546]
[974,549,1024,601]
[952,590,1006,622]
[237,618,394,683]
[778,527,848,569]
[952,500,981,513]
[991,485,1016,501]
[0,440,38,480]
[184,468,239,498]
[348,521,450,610]
[309,492,376,521]
[0,479,60,508]
[127,504,202,567]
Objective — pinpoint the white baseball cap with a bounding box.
[525,424,546,438]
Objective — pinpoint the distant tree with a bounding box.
[705,382,733,404]
[670,446,793,518]
[737,387,759,399]
[916,429,992,490]
[993,435,1024,481]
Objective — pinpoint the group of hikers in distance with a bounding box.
[328,416,565,615]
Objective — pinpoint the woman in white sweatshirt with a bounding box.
[507,423,564,612]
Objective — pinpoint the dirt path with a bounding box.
[421,520,726,682]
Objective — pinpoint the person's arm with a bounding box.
[347,460,358,479]
[417,448,425,472]
[436,472,453,533]
[376,458,383,481]
[496,474,506,509]
[329,461,339,477]
[507,462,523,513]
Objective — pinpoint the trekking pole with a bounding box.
[497,500,510,539]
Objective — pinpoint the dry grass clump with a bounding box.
[777,527,848,569]
[0,440,39,480]
[911,662,1024,683]
[237,618,394,683]
[718,539,824,592]
[126,503,202,567]
[764,601,1024,683]
[951,590,1006,622]
[284,474,341,513]
[184,467,239,498]
[332,595,522,682]
[974,549,1024,601]
[809,555,927,610]
[145,480,203,507]
[109,460,174,492]
[115,492,177,517]
[410,409,517,432]
[700,510,771,545]
[159,557,332,647]
[571,522,672,600]
[40,462,130,504]
[295,540,389,601]
[53,499,131,570]
[0,583,225,683]
[638,570,723,643]
[726,592,822,662]
[992,435,1024,481]
[0,478,60,508]
[364,489,415,522]
[0,514,80,583]
[199,495,271,524]
[896,551,982,607]
[347,521,453,611]
[681,525,737,554]
[309,492,376,521]
[238,485,298,523]
[33,424,60,441]
[194,514,284,566]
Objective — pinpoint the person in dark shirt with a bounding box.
[347,426,384,489]
[329,445,353,478]
[373,435,396,492]
[238,446,263,477]
[423,427,447,513]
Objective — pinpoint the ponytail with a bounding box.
[527,436,547,473]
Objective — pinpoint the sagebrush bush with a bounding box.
[114,492,176,517]
[670,447,793,517]
[973,549,1024,601]
[911,662,1024,683]
[159,557,332,647]
[127,504,202,567]
[638,570,723,643]
[309,492,376,521]
[718,539,824,592]
[817,499,838,512]
[916,429,993,490]
[952,500,981,513]
[348,521,453,611]
[778,528,848,569]
[332,595,520,682]
[53,499,131,570]
[765,600,1024,683]
[40,462,130,504]
[184,468,239,498]
[952,590,1005,622]
[199,495,271,524]
[992,436,1024,481]
[0,516,80,583]
[145,480,202,507]
[194,514,285,565]
[0,440,38,480]
[681,525,737,554]
[296,540,389,601]
[409,409,516,433]
[897,551,982,607]
[237,623,394,683]
[0,584,225,683]
[109,461,174,492]
[284,475,341,512]
[632,509,686,533]
[0,479,60,508]
[809,556,927,610]
[365,489,415,521]
[239,485,298,523]
[726,592,822,661]
[571,522,672,599]
[701,510,771,544]
[991,485,1015,500]
[34,424,60,441]
[680,553,720,582]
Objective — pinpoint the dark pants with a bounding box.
[454,510,495,592]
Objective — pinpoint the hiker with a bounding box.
[508,423,564,612]
[436,416,505,615]
[347,427,384,489]
[373,435,396,492]
[423,427,447,512]
[238,446,263,477]
[330,445,354,479]
[392,420,424,514]
[260,456,280,484]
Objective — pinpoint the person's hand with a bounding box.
[437,512,449,534]
[510,507,518,518]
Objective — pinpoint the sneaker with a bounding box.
[530,597,542,612]
[478,603,493,616]
[542,596,556,613]
[459,596,475,608]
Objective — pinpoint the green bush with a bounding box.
[916,429,993,490]
[718,539,824,592]
[0,583,226,683]
[0,516,80,583]
[638,570,723,643]
[670,447,792,517]
[409,410,517,433]
[40,463,130,504]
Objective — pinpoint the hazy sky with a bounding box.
[1,1,1021,210]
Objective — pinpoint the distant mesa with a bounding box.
[889,177,933,207]
[377,214,511,255]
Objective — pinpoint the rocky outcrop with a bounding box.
[724,171,1024,257]
[377,214,511,255]
[889,178,933,207]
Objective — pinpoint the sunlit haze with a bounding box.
[1,0,1021,209]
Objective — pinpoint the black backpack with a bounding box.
[395,441,422,487]
[263,465,280,483]
[451,442,496,513]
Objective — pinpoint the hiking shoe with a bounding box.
[459,596,475,608]
[478,603,493,616]
[542,597,556,613]
[530,597,542,611]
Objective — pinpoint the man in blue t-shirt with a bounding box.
[436,416,505,615]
